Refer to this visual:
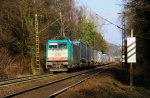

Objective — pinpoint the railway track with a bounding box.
[48,68,107,98]
[2,65,111,98]
[0,74,54,87]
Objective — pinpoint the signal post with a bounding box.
[127,29,136,90]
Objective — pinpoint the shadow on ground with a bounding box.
[105,66,150,89]
[68,85,131,98]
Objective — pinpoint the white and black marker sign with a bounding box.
[127,37,136,63]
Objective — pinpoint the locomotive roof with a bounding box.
[47,39,71,43]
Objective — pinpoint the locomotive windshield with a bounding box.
[49,45,57,49]
[49,43,58,49]
[49,43,67,49]
[59,43,67,48]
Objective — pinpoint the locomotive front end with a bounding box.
[46,40,71,71]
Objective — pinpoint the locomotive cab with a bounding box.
[46,40,71,71]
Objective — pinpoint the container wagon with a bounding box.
[72,40,88,67]
[93,50,103,65]
[102,54,109,65]
[88,47,94,65]
[93,50,97,65]
[98,50,103,65]
[86,44,91,66]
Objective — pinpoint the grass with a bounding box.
[57,64,150,98]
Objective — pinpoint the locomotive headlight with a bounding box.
[63,62,68,65]
[47,62,53,65]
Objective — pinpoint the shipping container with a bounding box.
[94,50,97,63]
[97,50,102,64]
[102,54,109,64]
[70,43,80,65]
[87,47,94,65]
[73,40,87,62]
[99,51,103,63]
[86,45,90,65]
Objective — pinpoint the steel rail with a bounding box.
[0,75,39,82]
[0,74,54,87]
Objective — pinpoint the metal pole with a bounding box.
[122,12,124,67]
[59,12,65,39]
[130,63,133,88]
[130,29,134,90]
[35,14,40,73]
[123,12,127,67]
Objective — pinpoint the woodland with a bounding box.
[124,0,150,80]
[0,0,107,79]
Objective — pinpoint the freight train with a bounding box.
[46,39,110,72]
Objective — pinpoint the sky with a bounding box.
[75,0,123,45]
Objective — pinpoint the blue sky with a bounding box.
[75,0,123,45]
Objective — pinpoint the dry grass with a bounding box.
[0,48,31,80]
[57,64,150,98]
